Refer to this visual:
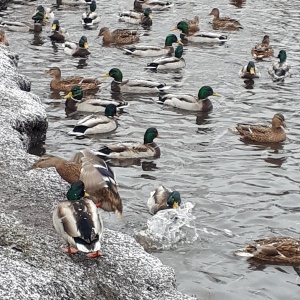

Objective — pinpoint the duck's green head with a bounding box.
[32,6,45,23]
[175,45,184,59]
[105,104,118,117]
[165,34,182,47]
[67,180,89,201]
[64,85,83,101]
[144,127,159,144]
[51,19,60,32]
[144,8,152,17]
[103,68,123,82]
[246,61,256,75]
[167,191,181,209]
[277,50,287,63]
[174,21,189,35]
[79,36,88,48]
[90,0,97,12]
[198,86,220,100]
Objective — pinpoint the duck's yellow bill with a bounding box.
[84,192,90,198]
[102,73,110,78]
[177,40,183,45]
[84,42,88,49]
[157,134,161,138]
[213,92,221,97]
[52,24,56,30]
[64,92,73,99]
[173,202,179,209]
[250,67,255,75]
[171,26,178,31]
[149,14,153,19]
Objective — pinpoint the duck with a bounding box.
[56,0,92,5]
[182,15,200,34]
[134,0,173,12]
[235,113,287,143]
[53,180,103,258]
[172,20,228,44]
[0,30,9,46]
[235,236,300,264]
[68,104,119,136]
[238,61,261,79]
[64,85,129,115]
[49,19,69,43]
[145,45,186,70]
[31,149,122,216]
[97,27,141,45]
[46,67,101,92]
[158,86,220,112]
[63,36,90,57]
[251,35,274,60]
[102,68,170,93]
[119,8,153,28]
[268,50,291,82]
[209,8,243,30]
[82,0,101,29]
[147,186,181,215]
[123,34,182,57]
[94,127,161,159]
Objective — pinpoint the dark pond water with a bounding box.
[2,0,300,298]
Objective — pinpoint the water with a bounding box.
[2,0,300,299]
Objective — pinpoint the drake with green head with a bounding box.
[49,19,68,43]
[64,35,90,57]
[123,34,182,57]
[53,180,103,258]
[268,50,291,82]
[239,61,261,79]
[102,68,170,93]
[82,0,100,28]
[95,127,161,160]
[147,186,182,215]
[119,8,153,28]
[158,86,220,112]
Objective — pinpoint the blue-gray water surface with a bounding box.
[2,0,300,299]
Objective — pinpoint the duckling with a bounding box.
[102,68,170,93]
[251,35,274,60]
[63,36,90,57]
[82,0,101,29]
[31,149,122,216]
[146,45,186,70]
[172,20,228,44]
[64,85,128,115]
[235,236,300,264]
[158,86,220,112]
[209,8,243,30]
[134,0,173,12]
[239,61,261,79]
[235,113,287,143]
[0,30,9,46]
[95,127,160,159]
[268,50,291,82]
[97,27,141,45]
[49,19,69,43]
[147,186,181,215]
[46,67,101,92]
[123,34,182,57]
[68,104,119,136]
[53,180,103,258]
[119,8,153,27]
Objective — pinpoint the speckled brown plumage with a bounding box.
[251,35,274,60]
[184,15,199,34]
[209,8,243,30]
[98,27,140,45]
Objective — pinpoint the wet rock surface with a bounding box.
[0,47,196,300]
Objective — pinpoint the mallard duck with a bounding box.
[147,186,181,215]
[251,35,274,60]
[119,8,153,27]
[268,50,291,82]
[82,0,101,29]
[68,104,118,136]
[56,0,92,5]
[239,61,261,79]
[158,86,220,112]
[31,149,122,216]
[123,34,182,57]
[0,30,9,46]
[172,20,228,44]
[102,68,170,93]
[235,113,287,143]
[235,236,300,264]
[145,45,186,70]
[63,36,90,57]
[46,67,101,92]
[209,8,243,30]
[65,85,128,115]
[53,180,103,258]
[134,0,173,12]
[97,27,141,45]
[95,127,160,159]
[49,19,69,43]
[183,15,200,34]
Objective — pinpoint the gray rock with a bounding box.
[0,47,197,300]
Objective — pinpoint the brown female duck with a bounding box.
[235,113,287,143]
[46,67,100,92]
[97,27,140,45]
[182,15,199,34]
[0,30,9,46]
[31,149,122,217]
[209,8,243,30]
[235,236,300,264]
[251,35,274,60]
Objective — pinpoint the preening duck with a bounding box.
[63,36,90,57]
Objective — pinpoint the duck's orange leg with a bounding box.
[62,244,79,255]
[86,250,101,258]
